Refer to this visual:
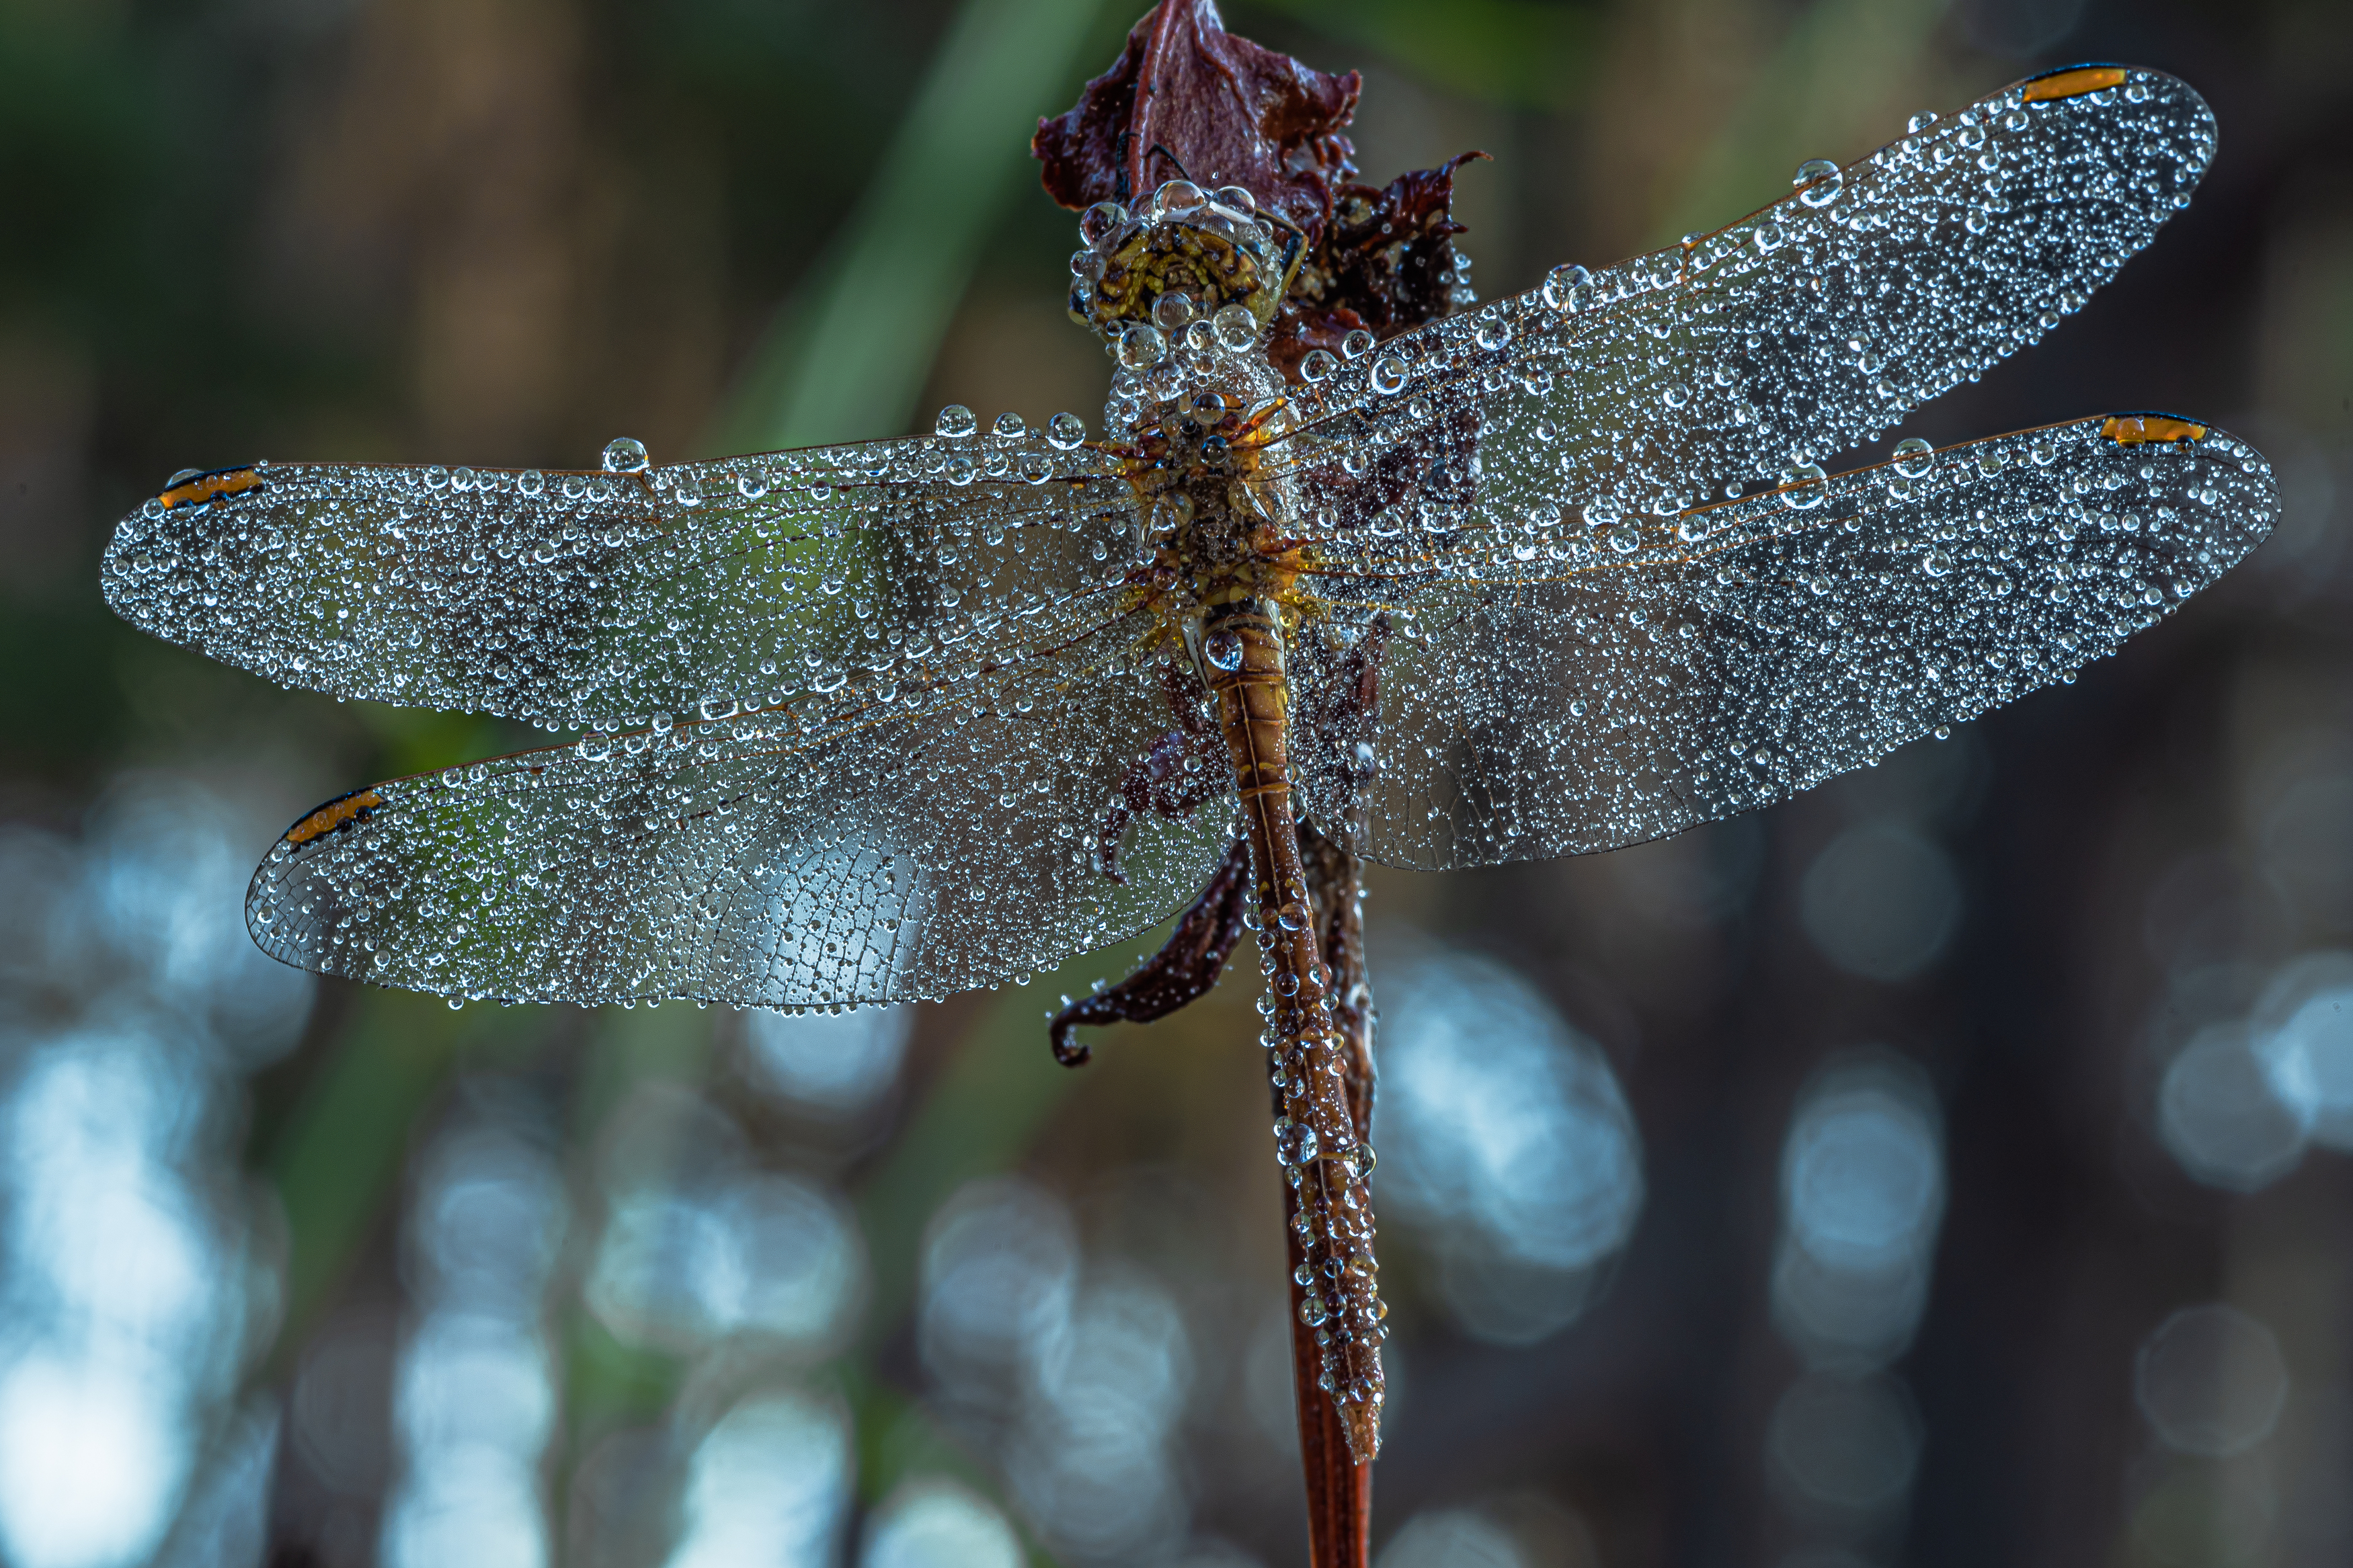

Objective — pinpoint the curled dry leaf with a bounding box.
[1031,0,1360,243]
[1033,0,1481,379]
[1275,152,1488,376]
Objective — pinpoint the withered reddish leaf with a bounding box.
[1036,2,1481,386]
[1032,0,1360,244]
[1271,153,1486,376]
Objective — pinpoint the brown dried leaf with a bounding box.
[1035,1,1482,384]
[1031,0,1360,246]
[1271,153,1487,376]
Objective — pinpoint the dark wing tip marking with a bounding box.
[2020,63,2132,102]
[158,464,266,511]
[2101,412,2210,445]
[284,787,384,849]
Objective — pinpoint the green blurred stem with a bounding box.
[708,0,1114,456]
[264,993,529,1352]
[853,979,1098,1337]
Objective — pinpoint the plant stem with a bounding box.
[1287,813,1379,1565]
[1281,1175,1375,1567]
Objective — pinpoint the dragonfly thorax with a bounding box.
[1124,371,1308,624]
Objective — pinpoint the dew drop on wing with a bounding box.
[1280,410,2274,872]
[1264,67,2255,867]
[111,414,1246,1009]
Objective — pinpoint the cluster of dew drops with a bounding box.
[1064,175,1456,445]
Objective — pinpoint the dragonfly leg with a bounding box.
[1046,836,1249,1066]
[1094,661,1224,883]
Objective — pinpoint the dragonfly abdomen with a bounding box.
[1201,596,1388,1461]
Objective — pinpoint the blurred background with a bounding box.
[2,0,2350,1565]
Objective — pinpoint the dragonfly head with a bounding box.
[1068,179,1306,352]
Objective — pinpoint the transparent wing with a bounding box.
[102,430,1135,732]
[248,601,1236,1008]
[1286,416,2274,870]
[1275,65,2213,526]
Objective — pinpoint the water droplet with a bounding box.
[601,437,649,473]
[1371,354,1408,396]
[1794,158,1843,206]
[1212,302,1259,352]
[1152,291,1196,331]
[517,469,545,497]
[1117,322,1165,370]
[1474,317,1511,352]
[1278,1118,1321,1166]
[1542,262,1591,309]
[1341,329,1375,361]
[991,411,1025,440]
[1907,111,1938,133]
[1782,461,1828,507]
[934,404,977,439]
[1300,349,1339,382]
[1046,411,1086,450]
[1203,628,1244,671]
[1892,437,1935,479]
[1079,200,1127,248]
[1153,179,1205,217]
[1213,184,1257,214]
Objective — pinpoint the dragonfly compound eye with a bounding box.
[1075,181,1302,350]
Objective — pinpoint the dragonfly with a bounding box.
[102,63,2276,1464]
